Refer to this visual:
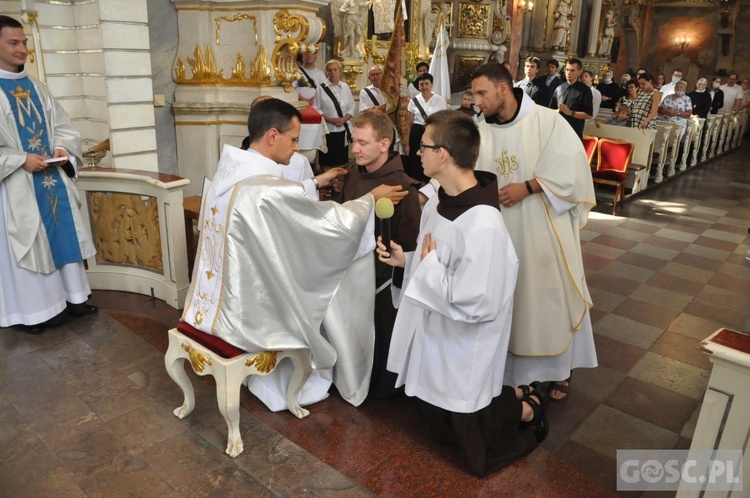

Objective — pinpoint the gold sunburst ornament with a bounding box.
[246,351,279,373]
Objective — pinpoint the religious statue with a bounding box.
[420,3,439,58]
[340,0,372,59]
[598,5,617,59]
[550,0,574,52]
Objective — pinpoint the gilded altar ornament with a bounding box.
[272,10,313,92]
[215,13,259,46]
[246,351,279,373]
[174,44,270,86]
[492,0,511,47]
[182,343,212,373]
[458,3,490,39]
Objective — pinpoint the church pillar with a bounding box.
[586,0,603,57]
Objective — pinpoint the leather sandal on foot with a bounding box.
[548,377,571,402]
[521,383,549,444]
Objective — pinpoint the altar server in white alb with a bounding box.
[182,98,407,411]
[0,15,97,335]
[471,63,597,402]
[378,110,548,476]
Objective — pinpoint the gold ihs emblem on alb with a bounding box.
[495,150,519,179]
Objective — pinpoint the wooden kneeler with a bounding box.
[165,323,313,457]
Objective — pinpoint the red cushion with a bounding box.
[598,140,633,175]
[300,105,323,124]
[176,321,246,359]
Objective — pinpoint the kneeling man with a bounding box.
[377,110,547,476]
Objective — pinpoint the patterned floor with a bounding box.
[0,141,748,497]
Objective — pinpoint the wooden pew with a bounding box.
[583,122,656,195]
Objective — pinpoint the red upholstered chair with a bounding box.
[299,104,323,124]
[165,322,312,457]
[592,138,634,215]
[582,135,598,167]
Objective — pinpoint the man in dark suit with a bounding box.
[514,56,549,106]
[544,59,561,95]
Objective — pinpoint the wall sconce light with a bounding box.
[675,36,690,51]
[517,0,534,14]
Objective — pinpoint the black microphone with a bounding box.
[375,198,394,251]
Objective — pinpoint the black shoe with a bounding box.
[67,302,99,317]
[20,308,68,335]
[20,324,46,335]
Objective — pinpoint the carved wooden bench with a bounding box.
[165,322,312,457]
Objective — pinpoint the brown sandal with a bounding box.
[548,376,570,402]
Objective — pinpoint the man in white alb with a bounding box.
[0,15,97,335]
[471,63,597,402]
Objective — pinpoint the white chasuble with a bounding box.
[182,145,376,409]
[475,93,596,358]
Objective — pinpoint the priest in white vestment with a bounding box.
[379,110,547,476]
[471,63,598,401]
[0,16,96,335]
[182,98,407,411]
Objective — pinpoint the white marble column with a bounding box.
[586,0,603,57]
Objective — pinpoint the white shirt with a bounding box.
[313,79,355,134]
[660,81,676,97]
[282,152,317,200]
[588,86,602,122]
[407,93,449,125]
[719,84,744,111]
[292,66,326,101]
[359,84,385,114]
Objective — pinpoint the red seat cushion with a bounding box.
[300,105,323,124]
[598,140,633,174]
[582,137,597,163]
[176,321,246,359]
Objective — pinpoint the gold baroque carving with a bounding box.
[245,351,279,373]
[181,343,212,373]
[215,12,259,46]
[88,192,162,272]
[174,44,271,86]
[273,9,316,93]
[458,3,490,38]
[452,55,485,90]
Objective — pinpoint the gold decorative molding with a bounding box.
[215,13,259,46]
[453,55,485,90]
[181,343,213,373]
[246,351,279,373]
[174,44,271,86]
[458,2,490,38]
[88,192,163,273]
[272,9,316,93]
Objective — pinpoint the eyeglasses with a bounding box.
[419,143,444,154]
[281,132,300,144]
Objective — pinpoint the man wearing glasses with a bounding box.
[182,98,406,412]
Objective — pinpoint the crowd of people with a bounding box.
[506,56,749,139]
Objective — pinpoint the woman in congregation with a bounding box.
[656,79,693,139]
[629,73,660,130]
[709,76,724,115]
[313,59,355,170]
[687,78,712,119]
[618,79,640,123]
[405,73,448,182]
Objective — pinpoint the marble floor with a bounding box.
[1,142,749,497]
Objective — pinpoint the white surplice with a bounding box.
[388,198,519,413]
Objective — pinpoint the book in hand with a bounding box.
[44,156,68,164]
